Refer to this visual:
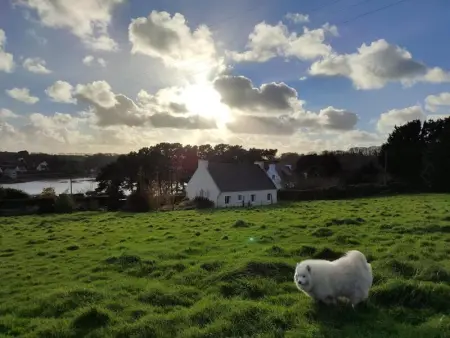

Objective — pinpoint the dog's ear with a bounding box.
[307,265,311,272]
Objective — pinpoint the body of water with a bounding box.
[2,178,98,195]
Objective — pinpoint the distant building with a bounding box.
[1,166,18,179]
[36,161,49,171]
[265,162,295,189]
[186,159,278,208]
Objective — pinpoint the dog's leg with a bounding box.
[350,295,362,309]
[323,295,337,305]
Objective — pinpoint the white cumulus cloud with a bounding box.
[425,92,450,112]
[0,29,15,73]
[0,108,19,119]
[45,81,76,103]
[6,87,39,104]
[377,105,425,133]
[228,21,337,63]
[129,10,224,78]
[309,39,450,90]
[83,55,107,67]
[23,57,51,74]
[16,0,123,51]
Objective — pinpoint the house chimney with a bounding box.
[254,161,265,170]
[198,159,208,170]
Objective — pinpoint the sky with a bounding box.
[1,0,450,155]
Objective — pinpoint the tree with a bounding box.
[421,117,450,191]
[295,152,341,178]
[379,119,423,185]
[379,116,450,191]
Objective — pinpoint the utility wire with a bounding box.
[309,0,347,13]
[338,0,412,25]
[178,0,415,79]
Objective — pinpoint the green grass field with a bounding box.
[1,194,450,338]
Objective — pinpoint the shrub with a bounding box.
[55,194,76,213]
[0,187,29,200]
[193,196,214,209]
[125,190,156,212]
[38,187,57,214]
[87,197,100,211]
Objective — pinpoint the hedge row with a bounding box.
[0,195,118,210]
[277,182,423,201]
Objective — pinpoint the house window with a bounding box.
[272,175,276,179]
[225,196,231,204]
[251,194,256,202]
[267,193,272,201]
[238,195,242,201]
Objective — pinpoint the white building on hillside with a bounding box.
[186,159,278,208]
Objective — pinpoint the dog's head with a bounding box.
[294,262,312,291]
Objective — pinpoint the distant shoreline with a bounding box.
[0,175,95,185]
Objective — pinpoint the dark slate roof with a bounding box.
[207,162,277,192]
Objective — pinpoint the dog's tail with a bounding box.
[346,250,372,273]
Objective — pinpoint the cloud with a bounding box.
[0,108,19,119]
[0,29,15,73]
[23,57,51,74]
[309,39,450,89]
[318,106,358,130]
[6,87,39,104]
[228,22,337,63]
[71,80,217,128]
[45,81,76,103]
[83,55,106,67]
[75,81,146,127]
[376,105,425,133]
[426,114,450,121]
[16,0,123,51]
[97,58,106,67]
[285,13,309,24]
[226,115,298,135]
[129,10,224,77]
[149,113,217,129]
[75,81,117,108]
[213,75,299,112]
[226,105,358,135]
[85,94,149,127]
[423,67,450,83]
[425,92,450,112]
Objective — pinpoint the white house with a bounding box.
[266,163,295,189]
[37,161,48,171]
[186,159,278,208]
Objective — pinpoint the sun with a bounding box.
[180,83,231,125]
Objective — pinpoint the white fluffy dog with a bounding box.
[294,250,373,306]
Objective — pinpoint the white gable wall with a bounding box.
[267,164,282,189]
[186,161,220,204]
[218,189,277,208]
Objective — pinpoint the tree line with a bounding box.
[94,116,450,200]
